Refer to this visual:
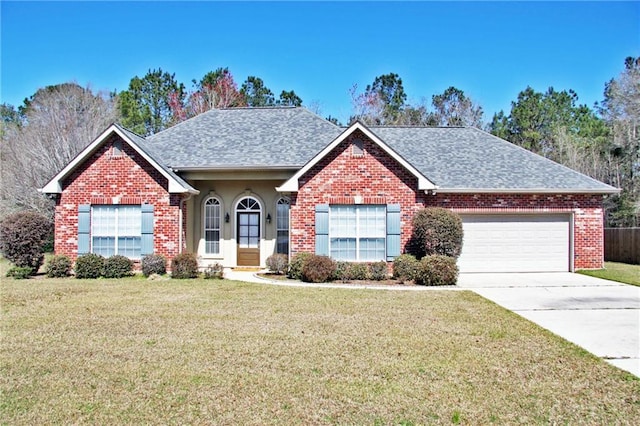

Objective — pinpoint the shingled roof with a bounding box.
[371,126,618,193]
[137,107,616,193]
[146,107,342,169]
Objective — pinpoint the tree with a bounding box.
[171,68,246,121]
[350,73,407,125]
[240,76,275,107]
[600,56,640,226]
[0,83,117,218]
[118,68,185,136]
[431,86,484,127]
[277,90,303,107]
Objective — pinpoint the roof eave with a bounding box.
[436,187,621,195]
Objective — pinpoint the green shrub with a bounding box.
[45,254,72,278]
[410,207,463,259]
[103,255,134,278]
[75,253,105,279]
[287,252,312,280]
[171,252,199,279]
[266,254,288,275]
[368,261,389,281]
[393,254,419,282]
[414,255,458,286]
[203,262,224,279]
[333,261,349,281]
[141,254,167,277]
[301,255,336,283]
[342,262,369,281]
[0,211,53,274]
[6,266,33,279]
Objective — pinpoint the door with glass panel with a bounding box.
[236,197,260,266]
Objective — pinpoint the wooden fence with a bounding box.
[604,228,640,264]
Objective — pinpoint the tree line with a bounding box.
[1,58,638,227]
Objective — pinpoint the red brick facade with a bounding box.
[289,131,605,270]
[54,134,184,262]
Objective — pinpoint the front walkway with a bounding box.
[225,269,640,377]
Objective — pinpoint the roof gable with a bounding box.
[40,124,198,194]
[277,121,438,192]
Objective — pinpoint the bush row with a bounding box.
[393,253,458,286]
[275,253,389,283]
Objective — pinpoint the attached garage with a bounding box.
[458,214,571,273]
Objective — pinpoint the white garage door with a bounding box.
[458,214,571,273]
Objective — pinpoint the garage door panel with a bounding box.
[458,214,570,273]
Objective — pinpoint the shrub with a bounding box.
[414,255,458,286]
[410,207,463,259]
[287,252,312,280]
[203,262,224,279]
[171,252,199,279]
[75,253,105,279]
[333,261,349,281]
[45,255,72,278]
[342,262,369,281]
[141,254,167,277]
[6,266,33,279]
[0,211,53,274]
[393,254,419,282]
[301,255,336,283]
[266,254,288,275]
[103,255,134,278]
[368,261,389,281]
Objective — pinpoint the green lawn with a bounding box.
[578,261,640,286]
[1,277,638,425]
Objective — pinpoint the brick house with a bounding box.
[41,107,618,272]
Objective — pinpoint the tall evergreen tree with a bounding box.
[118,68,185,136]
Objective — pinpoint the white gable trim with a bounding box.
[276,121,437,192]
[40,124,197,194]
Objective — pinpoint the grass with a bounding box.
[578,261,640,286]
[2,276,639,425]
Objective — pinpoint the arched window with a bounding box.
[276,198,290,254]
[204,197,221,254]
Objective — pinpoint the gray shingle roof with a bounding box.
[146,107,343,169]
[135,107,616,193]
[371,126,617,192]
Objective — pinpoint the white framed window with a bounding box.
[91,205,141,258]
[329,205,386,261]
[204,197,221,254]
[276,198,290,254]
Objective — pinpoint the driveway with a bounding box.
[458,273,640,377]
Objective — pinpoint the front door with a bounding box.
[237,211,260,266]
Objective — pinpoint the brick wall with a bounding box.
[289,131,605,270]
[54,134,184,262]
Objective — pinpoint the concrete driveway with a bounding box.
[458,273,640,377]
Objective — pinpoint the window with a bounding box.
[329,205,386,261]
[276,198,290,254]
[91,205,141,258]
[204,197,221,254]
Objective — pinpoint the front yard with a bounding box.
[578,261,640,286]
[1,277,639,424]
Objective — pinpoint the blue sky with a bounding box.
[1,1,638,124]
